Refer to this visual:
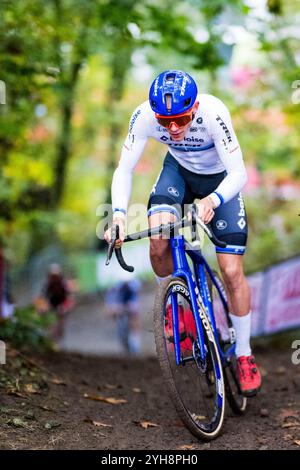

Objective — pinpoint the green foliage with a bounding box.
[0,306,55,350]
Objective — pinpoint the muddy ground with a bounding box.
[0,345,300,450]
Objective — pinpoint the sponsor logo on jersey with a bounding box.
[237,193,246,229]
[196,117,203,124]
[183,136,204,143]
[168,186,179,197]
[237,218,246,230]
[190,127,198,132]
[216,220,227,230]
[238,193,245,217]
[216,115,232,143]
[129,109,141,133]
[156,126,168,132]
[160,135,169,142]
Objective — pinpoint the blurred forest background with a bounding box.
[0,0,299,312]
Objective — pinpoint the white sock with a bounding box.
[229,311,252,358]
[155,274,172,285]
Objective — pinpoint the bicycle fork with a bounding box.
[170,236,208,366]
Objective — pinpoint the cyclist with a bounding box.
[104,280,141,355]
[104,70,261,397]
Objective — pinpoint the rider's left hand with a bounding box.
[196,196,216,224]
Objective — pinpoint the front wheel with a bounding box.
[209,271,247,415]
[153,277,225,441]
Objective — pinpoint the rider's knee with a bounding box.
[150,238,170,261]
[220,262,244,291]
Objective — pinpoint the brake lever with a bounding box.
[105,224,117,266]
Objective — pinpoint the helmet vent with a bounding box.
[184,98,191,107]
[165,73,176,83]
[165,93,172,112]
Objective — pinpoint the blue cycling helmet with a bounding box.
[149,70,198,116]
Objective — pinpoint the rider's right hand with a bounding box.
[104,217,126,248]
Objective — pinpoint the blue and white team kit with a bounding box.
[112,94,248,255]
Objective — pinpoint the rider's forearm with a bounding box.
[111,132,147,218]
[111,165,133,218]
[209,169,247,207]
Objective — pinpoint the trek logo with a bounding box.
[129,110,141,133]
[180,75,189,96]
[216,115,232,143]
[153,78,159,96]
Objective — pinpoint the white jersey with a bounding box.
[112,94,247,215]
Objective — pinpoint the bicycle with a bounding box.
[105,205,247,440]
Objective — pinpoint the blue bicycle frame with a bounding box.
[170,235,236,367]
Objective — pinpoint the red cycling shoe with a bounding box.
[237,355,262,397]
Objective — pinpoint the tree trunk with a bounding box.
[52,62,82,207]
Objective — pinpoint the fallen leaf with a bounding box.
[132,388,142,393]
[84,418,112,428]
[24,383,40,394]
[282,422,300,428]
[134,421,159,429]
[294,440,300,446]
[177,444,197,450]
[44,420,61,430]
[83,393,127,405]
[50,378,66,386]
[257,436,268,445]
[7,417,29,429]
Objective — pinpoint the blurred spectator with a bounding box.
[37,263,75,339]
[104,279,142,355]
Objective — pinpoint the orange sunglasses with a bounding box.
[155,109,195,129]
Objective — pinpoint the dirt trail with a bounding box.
[0,347,300,450]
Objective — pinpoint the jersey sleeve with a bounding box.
[111,104,149,217]
[207,97,247,207]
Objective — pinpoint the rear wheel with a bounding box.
[209,271,247,415]
[153,277,225,440]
